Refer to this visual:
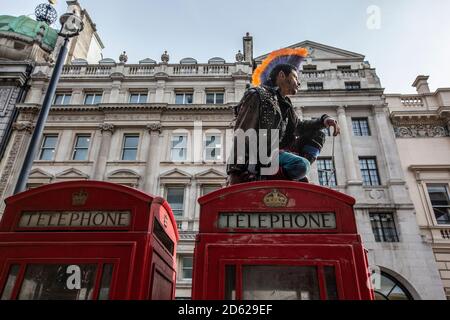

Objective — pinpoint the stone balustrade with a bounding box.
[400,95,424,107]
[59,63,245,78]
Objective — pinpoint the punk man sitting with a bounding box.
[227,48,340,185]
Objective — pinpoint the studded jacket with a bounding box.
[226,85,329,182]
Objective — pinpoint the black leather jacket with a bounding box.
[227,85,329,181]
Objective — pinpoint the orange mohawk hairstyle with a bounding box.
[252,47,309,86]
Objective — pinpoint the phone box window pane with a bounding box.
[1,264,20,300]
[224,265,236,300]
[98,264,114,300]
[242,265,320,300]
[18,264,97,300]
[324,266,338,300]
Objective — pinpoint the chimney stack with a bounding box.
[412,75,430,94]
[243,32,253,63]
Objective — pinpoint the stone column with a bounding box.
[143,122,162,194]
[193,88,203,104]
[0,122,34,213]
[71,88,84,105]
[155,80,165,103]
[93,123,115,181]
[336,106,359,184]
[372,104,410,203]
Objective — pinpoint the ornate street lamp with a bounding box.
[14,3,84,194]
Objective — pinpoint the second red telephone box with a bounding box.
[192,181,374,300]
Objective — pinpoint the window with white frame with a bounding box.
[38,135,58,160]
[84,93,103,105]
[427,184,450,225]
[206,92,224,104]
[175,92,193,104]
[359,157,381,186]
[204,134,221,161]
[369,213,399,242]
[129,92,148,104]
[53,93,72,105]
[181,256,193,280]
[171,135,187,161]
[121,134,139,161]
[201,184,222,196]
[317,158,337,187]
[166,187,185,217]
[352,118,371,136]
[72,135,91,161]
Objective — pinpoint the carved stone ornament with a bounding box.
[13,122,34,133]
[394,125,448,138]
[119,51,128,63]
[147,122,162,133]
[161,50,170,64]
[99,123,115,133]
[235,50,244,62]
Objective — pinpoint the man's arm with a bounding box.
[292,111,329,133]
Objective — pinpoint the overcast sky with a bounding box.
[2,0,450,93]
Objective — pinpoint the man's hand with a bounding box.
[324,117,340,136]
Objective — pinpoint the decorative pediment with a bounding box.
[28,169,53,187]
[107,169,140,179]
[29,168,53,179]
[107,169,140,188]
[160,168,192,179]
[195,169,227,179]
[255,40,365,62]
[55,168,89,180]
[159,168,192,185]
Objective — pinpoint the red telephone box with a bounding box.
[0,180,179,300]
[192,181,374,300]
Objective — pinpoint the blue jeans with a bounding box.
[278,151,311,180]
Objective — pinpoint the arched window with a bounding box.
[374,272,413,300]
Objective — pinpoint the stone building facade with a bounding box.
[0,29,446,299]
[387,76,450,299]
[0,0,103,162]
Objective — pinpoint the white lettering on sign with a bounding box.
[18,211,131,229]
[218,212,336,230]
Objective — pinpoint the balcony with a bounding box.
[57,63,249,78]
[299,69,366,80]
[400,95,424,107]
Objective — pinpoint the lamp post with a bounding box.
[14,8,84,194]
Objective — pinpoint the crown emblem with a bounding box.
[263,189,288,208]
[72,189,88,206]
